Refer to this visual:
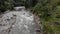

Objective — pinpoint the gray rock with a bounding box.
[0,11,40,34]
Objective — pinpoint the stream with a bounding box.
[0,6,41,34]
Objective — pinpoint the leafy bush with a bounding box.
[0,0,14,12]
[31,0,60,34]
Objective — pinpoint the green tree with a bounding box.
[4,0,14,10]
[0,0,14,12]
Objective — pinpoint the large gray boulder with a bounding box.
[0,7,40,34]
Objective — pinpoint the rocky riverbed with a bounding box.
[0,11,41,34]
[0,6,42,34]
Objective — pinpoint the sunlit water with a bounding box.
[0,7,40,34]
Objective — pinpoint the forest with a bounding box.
[0,0,60,34]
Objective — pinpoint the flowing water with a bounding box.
[0,7,40,34]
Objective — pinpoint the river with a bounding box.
[0,6,41,34]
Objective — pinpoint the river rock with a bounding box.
[0,11,40,34]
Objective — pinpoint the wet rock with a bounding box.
[0,11,40,34]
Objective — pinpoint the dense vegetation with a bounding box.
[0,0,60,34]
[0,0,37,12]
[31,0,60,34]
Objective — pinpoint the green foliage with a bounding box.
[0,0,37,12]
[0,0,14,12]
[31,0,60,34]
[0,0,60,34]
[4,0,14,10]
